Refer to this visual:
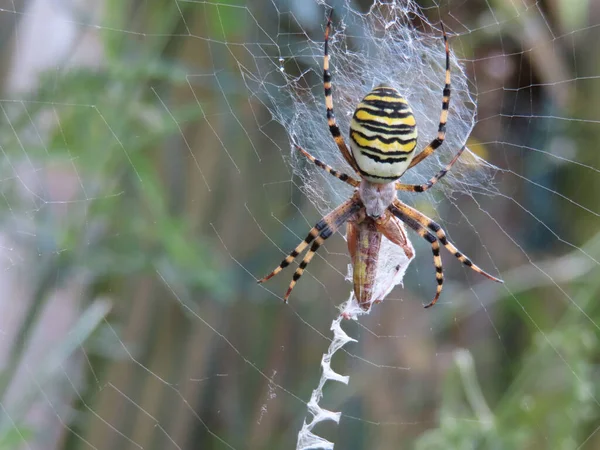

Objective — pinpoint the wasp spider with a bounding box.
[258,12,503,310]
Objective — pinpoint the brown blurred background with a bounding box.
[0,0,599,449]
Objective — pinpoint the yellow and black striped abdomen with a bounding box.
[349,86,418,183]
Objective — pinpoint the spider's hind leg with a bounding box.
[407,23,451,170]
[323,10,361,174]
[396,145,466,193]
[294,144,359,188]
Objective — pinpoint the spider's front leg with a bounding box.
[388,204,445,308]
[390,200,502,308]
[258,195,362,302]
[394,199,503,283]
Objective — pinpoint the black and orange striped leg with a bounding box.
[323,9,360,174]
[393,199,503,283]
[294,144,360,188]
[283,237,325,301]
[388,204,444,308]
[407,23,451,170]
[395,145,466,192]
[257,220,328,285]
[258,197,362,302]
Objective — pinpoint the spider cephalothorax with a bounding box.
[258,11,502,311]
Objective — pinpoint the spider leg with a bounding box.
[387,205,443,308]
[283,238,325,301]
[257,220,327,284]
[258,197,362,302]
[393,200,503,283]
[407,24,451,170]
[294,144,360,187]
[324,9,360,174]
[395,145,466,192]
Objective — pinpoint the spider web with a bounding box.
[0,0,599,449]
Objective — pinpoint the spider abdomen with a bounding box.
[349,85,418,183]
